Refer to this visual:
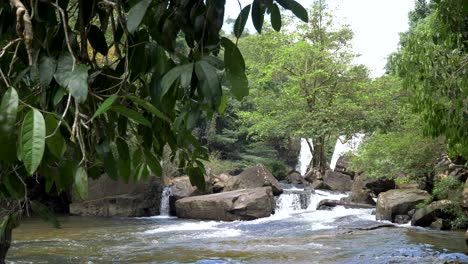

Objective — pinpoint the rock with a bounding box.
[224,165,283,196]
[430,218,451,230]
[70,176,162,217]
[411,200,456,227]
[465,230,468,246]
[211,173,232,193]
[350,174,395,205]
[316,199,375,210]
[462,178,468,208]
[394,215,411,224]
[175,187,275,221]
[312,180,329,190]
[169,176,203,215]
[304,168,322,183]
[397,181,424,190]
[334,156,355,178]
[376,189,430,222]
[322,170,353,192]
[286,171,306,184]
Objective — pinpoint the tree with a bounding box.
[239,1,370,175]
[0,0,309,261]
[391,0,468,158]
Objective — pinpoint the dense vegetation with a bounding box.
[0,0,466,261]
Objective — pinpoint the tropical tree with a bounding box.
[390,0,468,158]
[0,0,309,261]
[239,1,370,175]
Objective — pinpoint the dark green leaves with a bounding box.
[73,166,88,200]
[116,138,131,182]
[0,87,18,135]
[270,4,282,31]
[38,55,57,86]
[234,4,251,38]
[88,24,108,55]
[127,0,152,34]
[54,53,89,103]
[195,60,221,109]
[30,200,60,228]
[276,0,308,23]
[160,63,194,98]
[45,114,66,159]
[251,0,265,33]
[111,105,151,127]
[221,37,249,100]
[21,109,46,175]
[127,96,171,122]
[91,95,118,120]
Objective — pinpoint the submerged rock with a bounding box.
[376,189,430,222]
[394,214,411,224]
[175,187,275,221]
[224,165,283,196]
[317,199,375,210]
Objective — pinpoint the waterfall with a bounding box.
[329,133,365,170]
[295,138,313,176]
[159,186,172,216]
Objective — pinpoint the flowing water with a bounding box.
[7,189,468,264]
[159,187,172,216]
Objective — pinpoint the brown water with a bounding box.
[6,190,468,263]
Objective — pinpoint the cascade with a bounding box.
[329,133,365,170]
[275,189,312,212]
[295,138,313,176]
[159,186,172,216]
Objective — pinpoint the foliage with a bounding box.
[0,0,308,260]
[350,115,447,182]
[432,176,464,201]
[391,0,468,158]
[238,1,374,174]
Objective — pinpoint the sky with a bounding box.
[224,0,415,77]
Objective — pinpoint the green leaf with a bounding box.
[91,95,118,120]
[0,87,19,135]
[52,87,65,106]
[270,4,281,31]
[144,149,161,176]
[221,37,249,100]
[111,105,151,127]
[21,109,46,175]
[88,24,108,55]
[187,165,205,191]
[96,141,119,180]
[234,4,251,38]
[116,138,131,183]
[30,200,60,228]
[38,55,57,86]
[127,96,171,123]
[251,0,265,33]
[195,60,221,109]
[54,53,89,103]
[218,93,227,115]
[160,63,194,98]
[73,166,88,200]
[127,0,152,34]
[276,0,308,22]
[45,114,66,159]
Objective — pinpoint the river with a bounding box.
[7,190,468,264]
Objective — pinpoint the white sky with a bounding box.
[224,0,415,77]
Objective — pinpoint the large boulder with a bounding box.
[211,173,232,193]
[411,200,456,228]
[224,165,283,196]
[376,189,430,222]
[316,199,375,210]
[168,176,203,215]
[334,156,355,178]
[321,170,353,192]
[70,176,162,217]
[175,187,275,221]
[350,174,395,205]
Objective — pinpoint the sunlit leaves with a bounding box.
[20,109,46,175]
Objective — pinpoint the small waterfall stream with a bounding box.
[159,186,172,216]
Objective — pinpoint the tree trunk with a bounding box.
[306,137,328,177]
